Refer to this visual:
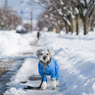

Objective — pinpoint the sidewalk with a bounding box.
[0,59,24,93]
[0,36,43,94]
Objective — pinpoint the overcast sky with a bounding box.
[0,0,45,20]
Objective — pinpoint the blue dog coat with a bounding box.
[38,58,60,81]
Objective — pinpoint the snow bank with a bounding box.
[43,32,95,95]
[0,30,36,58]
[4,58,39,95]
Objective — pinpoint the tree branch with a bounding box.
[88,0,95,18]
[86,0,94,17]
[84,0,88,8]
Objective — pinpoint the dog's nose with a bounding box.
[43,56,46,60]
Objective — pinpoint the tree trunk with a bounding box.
[65,23,69,34]
[76,15,80,35]
[69,16,74,34]
[56,24,61,33]
[83,20,89,35]
[82,15,90,35]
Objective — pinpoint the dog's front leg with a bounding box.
[41,82,47,90]
[51,78,56,90]
[56,80,59,87]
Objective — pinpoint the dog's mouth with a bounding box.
[40,58,52,66]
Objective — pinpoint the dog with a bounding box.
[36,49,60,90]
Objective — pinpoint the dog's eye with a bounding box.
[47,54,48,55]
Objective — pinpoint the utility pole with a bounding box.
[31,11,32,30]
[21,1,40,31]
[4,0,8,29]
[31,5,33,31]
[5,0,8,7]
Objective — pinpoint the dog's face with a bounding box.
[36,49,54,65]
[39,50,50,63]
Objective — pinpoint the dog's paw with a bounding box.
[52,87,55,90]
[41,82,47,90]
[56,80,59,87]
[51,80,56,90]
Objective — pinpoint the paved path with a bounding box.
[0,47,34,93]
[0,56,28,94]
[0,36,44,94]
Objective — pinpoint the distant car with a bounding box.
[16,29,27,34]
[16,25,28,34]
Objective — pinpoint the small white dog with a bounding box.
[36,49,60,90]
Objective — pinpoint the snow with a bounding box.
[83,9,87,16]
[60,0,64,5]
[49,7,53,11]
[63,7,66,10]
[44,15,48,18]
[16,25,24,31]
[63,17,71,25]
[87,0,90,4]
[80,0,85,5]
[0,30,36,58]
[50,13,54,17]
[34,0,39,3]
[57,9,63,16]
[75,7,79,14]
[0,30,95,95]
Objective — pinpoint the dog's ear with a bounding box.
[47,49,54,58]
[36,49,43,57]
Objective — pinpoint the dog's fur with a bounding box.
[36,49,54,65]
[36,49,59,90]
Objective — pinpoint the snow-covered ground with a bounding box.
[0,30,95,95]
[0,30,36,59]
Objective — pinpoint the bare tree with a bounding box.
[36,0,95,35]
[36,0,74,33]
[72,0,95,35]
[0,7,22,30]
